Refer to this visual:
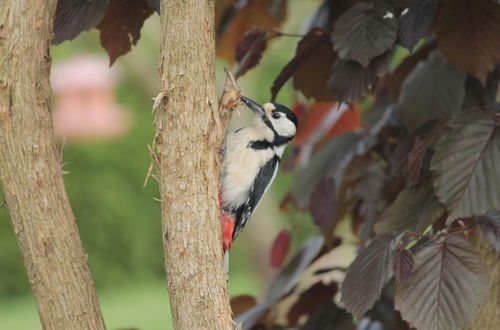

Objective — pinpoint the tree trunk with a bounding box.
[154,0,233,329]
[467,233,500,329]
[0,1,106,329]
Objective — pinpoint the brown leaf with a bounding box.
[287,282,338,326]
[434,0,500,84]
[97,0,154,65]
[236,27,266,62]
[270,230,291,269]
[234,27,277,78]
[231,295,257,317]
[216,0,287,63]
[292,29,337,102]
[271,28,332,101]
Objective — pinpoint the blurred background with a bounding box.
[0,1,323,329]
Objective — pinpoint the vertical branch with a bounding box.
[0,1,105,329]
[155,0,233,328]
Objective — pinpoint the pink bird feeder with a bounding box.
[51,55,130,140]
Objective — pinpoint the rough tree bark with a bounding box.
[154,0,233,329]
[0,1,105,329]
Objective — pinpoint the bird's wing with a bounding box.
[232,156,279,239]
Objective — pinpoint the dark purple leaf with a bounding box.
[287,281,338,326]
[395,235,488,330]
[234,27,274,78]
[328,52,390,102]
[270,230,291,269]
[236,27,266,62]
[96,0,154,65]
[398,0,437,50]
[478,210,500,252]
[53,0,110,45]
[303,302,355,330]
[332,2,398,67]
[397,51,466,131]
[270,28,332,101]
[393,249,414,282]
[309,176,336,241]
[375,182,445,234]
[340,233,396,316]
[431,108,500,219]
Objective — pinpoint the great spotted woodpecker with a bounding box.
[219,96,298,252]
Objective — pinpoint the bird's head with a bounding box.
[240,96,298,142]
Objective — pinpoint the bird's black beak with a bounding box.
[240,96,266,117]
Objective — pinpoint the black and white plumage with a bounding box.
[220,96,298,247]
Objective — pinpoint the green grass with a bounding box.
[0,270,262,330]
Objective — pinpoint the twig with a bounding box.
[218,69,241,128]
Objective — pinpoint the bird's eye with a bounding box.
[272,112,280,119]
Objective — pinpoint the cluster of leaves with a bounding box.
[52,0,500,329]
[218,0,500,329]
[53,0,157,64]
